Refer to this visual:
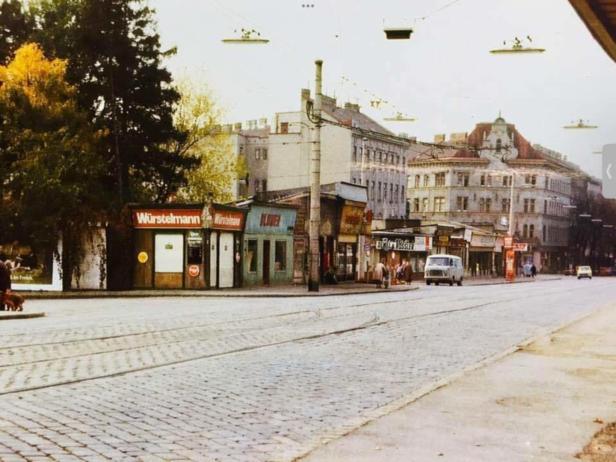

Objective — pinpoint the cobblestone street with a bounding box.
[0,278,614,461]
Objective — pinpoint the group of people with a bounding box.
[374,259,413,288]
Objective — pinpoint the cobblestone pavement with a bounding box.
[0,278,613,461]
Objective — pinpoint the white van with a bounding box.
[425,254,464,286]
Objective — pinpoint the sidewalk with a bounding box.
[19,282,417,300]
[301,303,616,462]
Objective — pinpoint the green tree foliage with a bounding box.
[172,80,247,203]
[10,0,194,204]
[0,43,107,287]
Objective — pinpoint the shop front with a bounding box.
[243,203,297,286]
[131,204,245,290]
[370,231,432,280]
[468,232,497,276]
[335,204,364,281]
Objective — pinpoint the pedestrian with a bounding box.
[403,260,413,285]
[531,264,537,278]
[0,260,12,311]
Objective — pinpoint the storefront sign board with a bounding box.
[133,209,202,229]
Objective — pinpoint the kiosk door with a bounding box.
[219,232,234,288]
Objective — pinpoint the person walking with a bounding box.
[403,260,413,285]
[531,264,537,278]
[0,260,12,311]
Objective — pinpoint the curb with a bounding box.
[465,276,562,287]
[0,312,46,321]
[293,298,607,462]
[19,286,419,300]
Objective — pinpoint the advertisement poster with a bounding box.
[0,241,54,285]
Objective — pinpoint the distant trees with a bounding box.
[172,80,247,203]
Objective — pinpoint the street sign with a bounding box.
[512,243,528,252]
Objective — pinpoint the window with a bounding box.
[274,241,287,271]
[390,184,393,203]
[434,197,445,212]
[544,199,547,214]
[503,175,512,187]
[480,175,486,186]
[456,172,470,186]
[523,224,528,238]
[262,148,267,160]
[422,197,429,212]
[529,224,535,238]
[531,175,537,186]
[413,198,420,212]
[523,198,529,213]
[502,198,510,213]
[485,198,492,212]
[529,199,535,213]
[487,175,492,186]
[255,148,261,160]
[247,240,258,272]
[415,175,420,188]
[525,175,531,184]
[456,196,468,211]
[384,183,388,201]
[353,146,357,163]
[401,186,405,200]
[378,182,382,201]
[280,122,289,134]
[423,175,429,187]
[394,184,399,203]
[435,172,446,187]
[496,138,502,153]
[371,181,375,200]
[378,151,383,163]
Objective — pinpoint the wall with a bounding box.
[71,227,107,290]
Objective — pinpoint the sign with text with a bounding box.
[212,208,245,231]
[512,243,528,252]
[413,236,433,252]
[133,209,202,229]
[339,205,364,236]
[375,237,413,251]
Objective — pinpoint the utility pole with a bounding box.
[308,60,323,292]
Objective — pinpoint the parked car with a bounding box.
[576,266,593,279]
[425,254,464,286]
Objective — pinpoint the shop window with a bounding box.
[247,240,258,272]
[275,241,287,271]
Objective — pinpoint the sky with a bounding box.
[149,0,616,178]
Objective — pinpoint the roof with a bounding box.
[570,0,616,63]
[320,98,395,137]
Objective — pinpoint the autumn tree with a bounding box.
[0,43,107,288]
[172,80,247,203]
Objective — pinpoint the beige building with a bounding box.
[407,115,578,272]
[268,89,412,220]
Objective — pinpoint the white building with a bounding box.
[268,89,412,220]
[407,115,577,272]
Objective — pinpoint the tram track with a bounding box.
[0,280,591,396]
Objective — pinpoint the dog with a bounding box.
[2,292,24,311]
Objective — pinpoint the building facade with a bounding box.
[407,115,577,273]
[268,89,411,220]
